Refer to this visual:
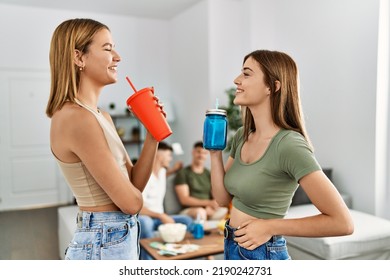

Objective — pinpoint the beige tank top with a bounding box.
[54,100,129,207]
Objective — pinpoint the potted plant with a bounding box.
[219,87,243,152]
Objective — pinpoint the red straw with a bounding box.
[126,76,137,93]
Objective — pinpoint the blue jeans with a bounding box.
[138,214,193,260]
[65,211,140,260]
[224,221,291,260]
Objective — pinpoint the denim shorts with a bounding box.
[65,211,140,260]
[224,221,291,260]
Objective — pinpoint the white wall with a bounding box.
[208,0,252,107]
[167,0,210,164]
[170,0,386,217]
[376,0,390,219]
[99,17,171,113]
[0,3,172,210]
[0,4,172,111]
[248,0,381,215]
[168,0,252,164]
[0,0,387,217]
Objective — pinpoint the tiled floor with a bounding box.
[0,206,60,260]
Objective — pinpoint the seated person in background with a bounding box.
[174,141,228,221]
[138,142,193,260]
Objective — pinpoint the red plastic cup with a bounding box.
[126,87,172,141]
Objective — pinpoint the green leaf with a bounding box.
[221,87,242,152]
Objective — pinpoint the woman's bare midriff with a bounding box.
[79,203,121,212]
[229,206,258,228]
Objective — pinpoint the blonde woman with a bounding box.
[209,50,354,260]
[46,18,162,260]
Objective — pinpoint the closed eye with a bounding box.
[102,42,115,52]
[242,67,253,77]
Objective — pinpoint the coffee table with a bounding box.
[139,228,224,260]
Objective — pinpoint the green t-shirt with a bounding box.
[225,127,321,219]
[174,166,212,200]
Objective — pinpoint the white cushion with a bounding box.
[57,205,78,259]
[285,204,390,259]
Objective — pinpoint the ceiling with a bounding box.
[0,0,201,19]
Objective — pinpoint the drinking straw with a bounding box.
[215,98,219,109]
[126,76,137,93]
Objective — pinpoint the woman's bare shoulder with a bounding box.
[52,102,98,130]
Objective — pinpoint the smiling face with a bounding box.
[78,28,121,87]
[233,56,271,108]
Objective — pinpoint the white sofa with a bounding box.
[285,204,390,259]
[58,205,78,259]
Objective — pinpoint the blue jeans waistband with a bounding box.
[77,211,135,228]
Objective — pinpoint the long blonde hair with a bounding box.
[242,50,312,148]
[46,18,109,118]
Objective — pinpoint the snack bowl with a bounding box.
[158,223,187,243]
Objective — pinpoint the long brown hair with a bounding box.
[45,18,109,118]
[242,50,312,148]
